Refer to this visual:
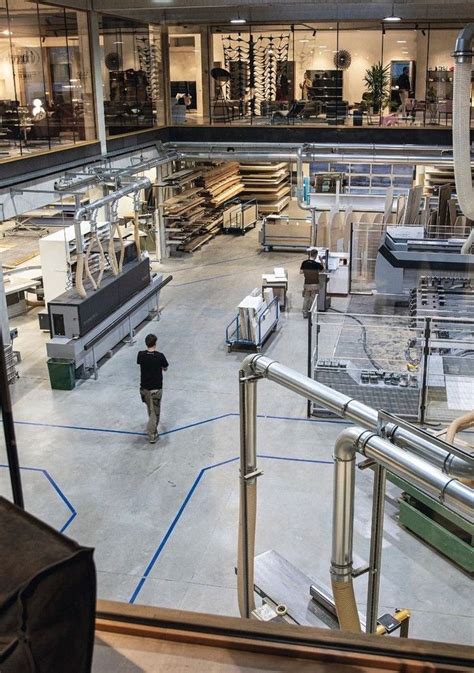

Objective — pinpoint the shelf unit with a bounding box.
[308,70,343,105]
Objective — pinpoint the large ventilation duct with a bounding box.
[453,24,474,253]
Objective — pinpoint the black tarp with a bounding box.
[0,496,96,672]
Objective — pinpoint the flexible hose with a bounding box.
[237,481,257,617]
[446,410,474,445]
[453,61,474,253]
[134,212,142,257]
[331,578,361,632]
[75,251,86,299]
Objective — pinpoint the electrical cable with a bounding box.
[328,307,384,370]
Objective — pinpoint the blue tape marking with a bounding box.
[128,467,207,604]
[14,412,349,439]
[16,420,146,437]
[160,414,235,436]
[0,464,77,533]
[129,453,330,604]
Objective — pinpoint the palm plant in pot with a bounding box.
[363,62,390,114]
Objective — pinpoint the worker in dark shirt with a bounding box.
[397,67,411,118]
[300,247,324,318]
[137,333,169,443]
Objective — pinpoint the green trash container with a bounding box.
[47,358,76,390]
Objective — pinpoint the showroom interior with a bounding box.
[0,0,473,671]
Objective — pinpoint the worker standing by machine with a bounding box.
[300,247,324,318]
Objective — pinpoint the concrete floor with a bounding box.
[1,228,472,647]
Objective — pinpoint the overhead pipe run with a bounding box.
[453,24,474,254]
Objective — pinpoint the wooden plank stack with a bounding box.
[196,162,244,207]
[240,162,291,214]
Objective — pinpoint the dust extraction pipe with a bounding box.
[237,356,473,630]
[244,355,472,479]
[453,24,474,253]
[73,177,151,298]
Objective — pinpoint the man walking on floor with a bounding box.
[300,247,324,318]
[137,334,169,443]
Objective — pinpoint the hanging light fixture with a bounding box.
[383,3,401,22]
[230,14,246,25]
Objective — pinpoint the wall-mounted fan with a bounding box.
[105,52,122,71]
[334,49,351,70]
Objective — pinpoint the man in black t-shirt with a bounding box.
[300,248,324,318]
[137,333,169,443]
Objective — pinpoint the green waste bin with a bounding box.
[47,358,76,390]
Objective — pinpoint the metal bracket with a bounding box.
[352,565,370,578]
[358,458,376,471]
[239,373,264,383]
[243,469,263,481]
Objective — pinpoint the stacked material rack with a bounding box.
[240,162,291,214]
[161,162,245,252]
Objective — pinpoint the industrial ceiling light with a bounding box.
[230,15,246,25]
[383,3,401,22]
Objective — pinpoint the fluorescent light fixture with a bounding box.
[397,40,406,43]
[113,41,123,44]
[319,45,327,48]
[230,17,246,24]
[2,29,11,35]
[299,39,309,43]
[384,3,401,22]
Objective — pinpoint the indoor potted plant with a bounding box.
[363,62,390,114]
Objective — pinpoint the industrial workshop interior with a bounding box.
[0,0,473,670]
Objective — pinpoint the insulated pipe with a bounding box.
[242,355,472,480]
[453,24,474,253]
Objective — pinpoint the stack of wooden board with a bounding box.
[196,162,244,207]
[240,162,291,214]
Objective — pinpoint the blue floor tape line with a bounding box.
[15,412,348,439]
[0,464,76,533]
[129,453,331,604]
[129,468,207,604]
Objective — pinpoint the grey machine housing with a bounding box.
[46,245,169,376]
[375,231,473,294]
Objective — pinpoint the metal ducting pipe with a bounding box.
[73,177,151,298]
[453,24,474,253]
[243,355,472,481]
[331,427,363,632]
[330,425,472,633]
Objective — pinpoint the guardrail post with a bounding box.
[366,463,386,633]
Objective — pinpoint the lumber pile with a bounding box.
[196,162,244,207]
[240,162,291,214]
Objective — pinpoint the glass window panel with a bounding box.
[100,15,160,136]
